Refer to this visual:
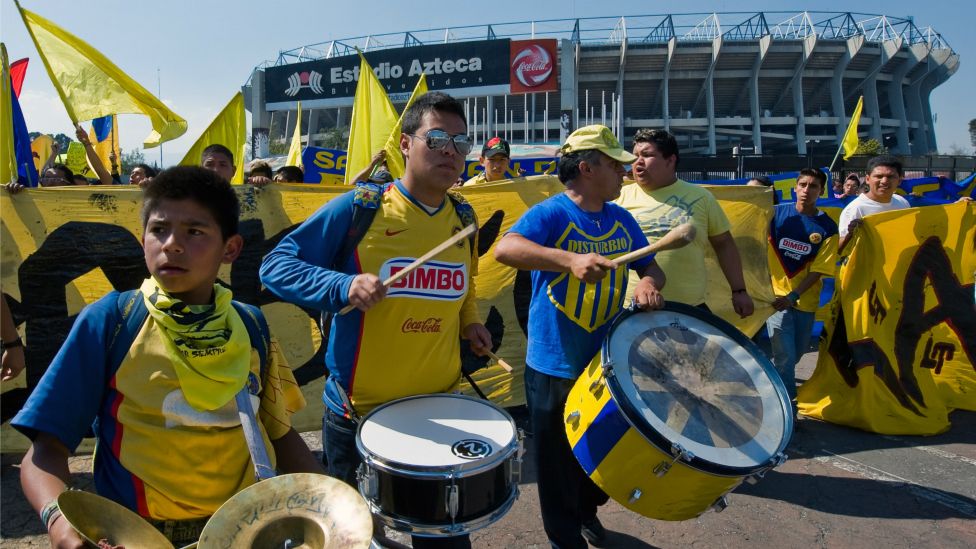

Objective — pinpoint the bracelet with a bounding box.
[731,288,747,294]
[1,336,23,350]
[786,291,800,303]
[39,499,61,529]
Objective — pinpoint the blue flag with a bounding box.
[10,82,38,186]
[92,114,113,142]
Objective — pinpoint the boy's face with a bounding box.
[202,153,236,182]
[794,175,823,209]
[480,154,510,181]
[142,198,242,305]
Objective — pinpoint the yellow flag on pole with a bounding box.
[345,53,399,184]
[179,93,246,184]
[382,74,428,179]
[841,96,863,160]
[1,44,17,184]
[16,3,186,148]
[286,101,304,168]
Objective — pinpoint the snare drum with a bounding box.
[565,304,792,521]
[356,394,521,537]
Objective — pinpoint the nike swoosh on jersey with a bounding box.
[385,228,408,236]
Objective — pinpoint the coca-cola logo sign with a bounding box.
[512,45,553,88]
[509,39,557,94]
[402,317,443,334]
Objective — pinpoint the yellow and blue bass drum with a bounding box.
[564,303,793,521]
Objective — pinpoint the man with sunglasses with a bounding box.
[261,91,490,549]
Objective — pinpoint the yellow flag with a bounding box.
[1,44,16,184]
[382,74,428,179]
[179,93,246,184]
[841,96,863,160]
[16,4,186,148]
[285,101,304,168]
[30,134,53,171]
[345,53,399,184]
[89,117,120,177]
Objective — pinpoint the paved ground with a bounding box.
[3,353,975,548]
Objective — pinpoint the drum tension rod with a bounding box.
[654,443,696,477]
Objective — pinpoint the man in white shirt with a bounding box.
[837,156,911,250]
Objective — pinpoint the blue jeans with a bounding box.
[525,367,609,549]
[765,308,815,410]
[322,408,471,549]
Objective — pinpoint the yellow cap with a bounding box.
[559,125,636,163]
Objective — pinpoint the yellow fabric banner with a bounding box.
[178,92,246,184]
[17,5,186,148]
[285,101,303,168]
[1,43,16,185]
[29,134,53,172]
[0,178,772,451]
[382,74,428,179]
[798,202,976,435]
[344,54,399,184]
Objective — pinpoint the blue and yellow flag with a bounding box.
[345,53,399,184]
[16,3,186,148]
[179,93,246,184]
[799,202,976,434]
[88,115,120,178]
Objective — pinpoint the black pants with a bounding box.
[323,408,472,549]
[525,367,609,549]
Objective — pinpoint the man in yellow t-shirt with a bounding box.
[615,128,754,317]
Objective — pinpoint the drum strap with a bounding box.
[327,376,361,422]
[235,387,276,481]
[462,371,489,400]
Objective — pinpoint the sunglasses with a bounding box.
[409,129,473,156]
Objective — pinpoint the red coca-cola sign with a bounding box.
[510,39,558,94]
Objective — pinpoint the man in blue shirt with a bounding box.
[495,125,666,549]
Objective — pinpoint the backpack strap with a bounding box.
[333,181,387,270]
[446,190,478,257]
[231,300,271,380]
[108,290,149,376]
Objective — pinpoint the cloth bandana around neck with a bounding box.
[140,278,251,411]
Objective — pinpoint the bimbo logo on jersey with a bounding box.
[381,258,467,300]
[778,237,812,255]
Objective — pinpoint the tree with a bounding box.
[320,127,348,150]
[51,133,74,153]
[969,119,975,150]
[854,138,886,156]
[945,144,967,156]
[120,149,146,176]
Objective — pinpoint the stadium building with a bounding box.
[245,12,958,158]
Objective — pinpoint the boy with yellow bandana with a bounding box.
[13,167,321,548]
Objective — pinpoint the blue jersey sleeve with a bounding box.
[509,200,555,246]
[616,204,655,273]
[11,293,118,451]
[259,191,358,312]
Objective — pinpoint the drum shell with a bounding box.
[566,359,743,521]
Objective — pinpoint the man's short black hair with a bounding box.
[633,128,680,166]
[274,165,304,183]
[401,91,467,136]
[248,160,273,179]
[201,143,235,165]
[49,163,74,182]
[797,168,827,194]
[135,164,157,177]
[557,149,604,184]
[141,166,240,239]
[748,175,773,187]
[866,155,904,177]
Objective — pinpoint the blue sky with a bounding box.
[2,0,972,166]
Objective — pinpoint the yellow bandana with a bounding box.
[140,278,251,411]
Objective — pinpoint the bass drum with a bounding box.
[564,303,793,520]
[356,394,521,537]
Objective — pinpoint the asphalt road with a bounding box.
[3,353,974,548]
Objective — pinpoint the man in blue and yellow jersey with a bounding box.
[765,168,838,415]
[260,91,491,549]
[495,125,666,549]
[616,128,755,318]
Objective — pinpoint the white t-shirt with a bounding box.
[838,193,911,237]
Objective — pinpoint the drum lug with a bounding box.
[710,495,729,513]
[772,452,788,467]
[511,429,525,484]
[671,442,695,462]
[652,460,672,477]
[357,463,378,500]
[628,488,642,504]
[445,484,459,519]
[565,410,581,430]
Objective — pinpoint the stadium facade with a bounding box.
[244,12,958,157]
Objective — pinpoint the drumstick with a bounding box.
[338,224,477,315]
[610,222,696,269]
[485,350,513,373]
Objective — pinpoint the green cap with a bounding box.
[559,125,636,163]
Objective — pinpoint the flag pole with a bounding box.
[827,141,845,173]
[157,67,163,168]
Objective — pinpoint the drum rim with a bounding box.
[601,302,794,476]
[356,393,519,477]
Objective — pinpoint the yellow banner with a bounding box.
[798,202,976,434]
[0,178,771,451]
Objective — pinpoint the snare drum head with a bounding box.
[605,305,791,472]
[358,394,516,470]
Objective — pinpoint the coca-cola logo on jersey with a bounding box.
[512,45,553,88]
[401,317,443,334]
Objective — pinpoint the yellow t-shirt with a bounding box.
[615,179,731,305]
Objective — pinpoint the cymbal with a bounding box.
[57,490,174,549]
[197,473,373,549]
